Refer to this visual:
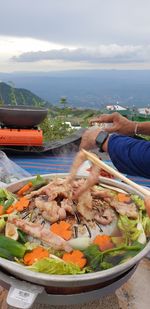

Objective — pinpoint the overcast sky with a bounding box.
[0,0,150,72]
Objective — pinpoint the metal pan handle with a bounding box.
[0,270,44,309]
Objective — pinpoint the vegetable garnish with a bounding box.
[28,257,86,275]
[6,205,16,214]
[84,242,145,271]
[117,193,131,203]
[0,235,26,258]
[6,196,30,214]
[23,246,49,265]
[93,235,114,251]
[118,215,141,242]
[62,250,87,269]
[0,205,4,215]
[15,197,30,212]
[17,176,46,197]
[68,237,91,250]
[3,198,15,211]
[131,195,145,210]
[50,221,72,240]
[0,188,16,202]
[0,217,6,232]
[17,182,33,196]
[31,174,47,188]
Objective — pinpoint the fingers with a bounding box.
[98,114,116,123]
[105,124,117,133]
[89,117,101,126]
[90,113,117,125]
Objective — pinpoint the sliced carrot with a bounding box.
[15,197,30,211]
[6,204,16,214]
[50,221,72,240]
[63,250,87,269]
[117,193,131,203]
[17,182,33,196]
[93,235,114,251]
[6,197,30,214]
[0,205,4,215]
[23,246,49,266]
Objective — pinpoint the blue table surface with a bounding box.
[8,153,150,188]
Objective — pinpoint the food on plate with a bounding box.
[23,246,49,265]
[0,174,149,275]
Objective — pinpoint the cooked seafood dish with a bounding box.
[0,167,150,275]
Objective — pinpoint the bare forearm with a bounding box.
[135,122,150,135]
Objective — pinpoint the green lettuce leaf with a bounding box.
[111,236,126,247]
[31,175,47,189]
[0,189,16,206]
[84,242,144,271]
[131,194,145,211]
[102,241,144,268]
[83,244,103,270]
[28,258,85,275]
[0,217,6,232]
[142,216,150,236]
[118,215,141,243]
[100,261,113,270]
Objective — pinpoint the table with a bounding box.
[9,153,150,187]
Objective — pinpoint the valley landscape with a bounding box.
[1,70,150,109]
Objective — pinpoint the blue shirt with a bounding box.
[108,134,150,178]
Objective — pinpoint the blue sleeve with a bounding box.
[108,134,150,178]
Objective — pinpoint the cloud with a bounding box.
[0,0,150,46]
[1,0,150,71]
[11,44,150,64]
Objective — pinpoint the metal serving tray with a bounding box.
[0,174,149,289]
[0,265,136,308]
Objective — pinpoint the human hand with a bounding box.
[89,112,136,136]
[79,126,102,150]
[144,196,150,217]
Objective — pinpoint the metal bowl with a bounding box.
[0,105,48,128]
[0,174,149,288]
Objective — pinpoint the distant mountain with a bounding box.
[1,70,150,108]
[0,82,48,106]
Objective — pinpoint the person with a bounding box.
[79,113,150,217]
[89,112,150,136]
[80,125,150,178]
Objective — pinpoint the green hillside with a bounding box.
[0,82,47,106]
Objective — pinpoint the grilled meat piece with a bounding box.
[111,200,138,219]
[91,187,112,200]
[67,151,87,183]
[26,177,72,200]
[94,208,114,225]
[74,164,100,198]
[60,199,74,215]
[10,218,72,252]
[77,190,94,220]
[35,196,74,223]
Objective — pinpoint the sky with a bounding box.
[0,0,150,72]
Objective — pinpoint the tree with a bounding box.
[20,92,26,105]
[59,97,68,109]
[32,98,45,107]
[0,94,4,106]
[59,96,70,118]
[8,81,17,106]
